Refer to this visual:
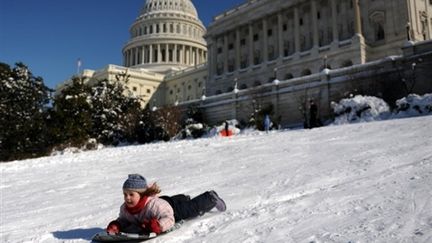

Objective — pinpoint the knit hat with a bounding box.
[122,174,148,193]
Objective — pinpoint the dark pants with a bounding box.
[160,192,216,222]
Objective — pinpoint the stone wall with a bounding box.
[180,40,432,127]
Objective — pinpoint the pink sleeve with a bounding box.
[149,198,175,232]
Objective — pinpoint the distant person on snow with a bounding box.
[106,174,226,235]
[308,99,321,128]
[263,114,271,133]
[224,121,229,135]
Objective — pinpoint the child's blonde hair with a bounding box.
[141,182,161,197]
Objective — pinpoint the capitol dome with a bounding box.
[122,0,207,73]
[141,0,198,19]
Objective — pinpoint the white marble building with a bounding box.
[205,0,432,96]
[60,0,432,109]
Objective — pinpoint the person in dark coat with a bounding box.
[224,121,229,135]
[309,99,320,128]
[263,114,271,133]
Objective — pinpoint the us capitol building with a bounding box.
[65,0,432,124]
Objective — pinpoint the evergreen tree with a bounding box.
[49,77,93,148]
[0,62,52,161]
[88,77,142,145]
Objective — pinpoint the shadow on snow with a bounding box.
[52,227,103,241]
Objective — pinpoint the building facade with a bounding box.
[205,0,432,97]
[59,0,432,119]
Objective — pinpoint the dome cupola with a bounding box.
[140,0,198,19]
[122,0,207,73]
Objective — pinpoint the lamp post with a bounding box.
[233,77,239,94]
[233,77,239,120]
[406,22,411,41]
[273,77,280,126]
[273,67,278,80]
[323,55,328,69]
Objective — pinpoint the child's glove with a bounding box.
[106,220,121,234]
[142,218,161,234]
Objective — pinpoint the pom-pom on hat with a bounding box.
[123,174,148,193]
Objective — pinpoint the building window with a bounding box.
[267,29,273,37]
[217,47,223,54]
[285,73,294,80]
[253,34,259,41]
[228,59,235,72]
[376,23,385,41]
[240,56,248,69]
[147,89,151,94]
[228,43,234,50]
[301,69,312,76]
[283,24,288,31]
[299,18,303,26]
[240,39,246,46]
[132,87,138,92]
[254,50,261,65]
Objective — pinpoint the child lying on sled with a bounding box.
[106,174,226,234]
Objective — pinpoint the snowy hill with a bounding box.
[1,115,432,243]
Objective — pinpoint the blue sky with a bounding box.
[0,0,245,89]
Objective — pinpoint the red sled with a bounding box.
[220,129,233,137]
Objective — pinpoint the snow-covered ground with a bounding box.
[1,113,431,243]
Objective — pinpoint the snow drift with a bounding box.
[1,114,432,242]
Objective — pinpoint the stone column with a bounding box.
[352,0,362,36]
[182,45,186,64]
[263,17,268,63]
[294,7,301,54]
[277,12,284,58]
[330,0,339,43]
[197,48,200,65]
[149,45,153,64]
[208,42,215,78]
[157,44,161,63]
[425,0,432,39]
[224,34,229,72]
[134,47,139,66]
[174,44,178,63]
[248,23,254,67]
[165,44,169,63]
[191,47,195,65]
[141,46,145,64]
[235,28,241,70]
[186,46,190,65]
[311,0,319,47]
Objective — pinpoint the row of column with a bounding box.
[132,21,203,40]
[209,0,362,76]
[124,44,207,67]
